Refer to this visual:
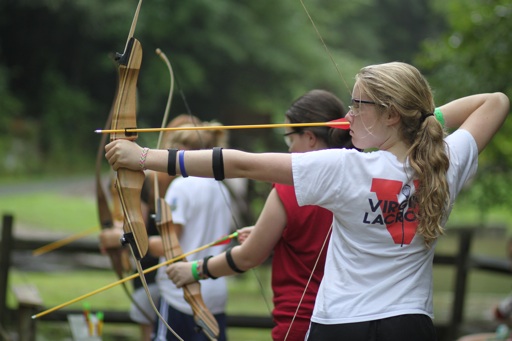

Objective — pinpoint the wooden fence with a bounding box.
[1,214,511,341]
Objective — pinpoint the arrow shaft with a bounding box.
[96,121,349,134]
[32,232,238,320]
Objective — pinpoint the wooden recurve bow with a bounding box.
[95,67,153,323]
[152,49,220,341]
[109,0,148,261]
[107,3,184,340]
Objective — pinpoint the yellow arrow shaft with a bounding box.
[32,227,98,257]
[32,231,238,319]
[95,121,349,134]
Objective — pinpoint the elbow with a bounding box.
[493,92,510,127]
[494,92,510,116]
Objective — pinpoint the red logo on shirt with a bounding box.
[367,178,419,245]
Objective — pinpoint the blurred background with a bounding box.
[1,0,511,219]
[0,0,512,215]
[0,1,511,340]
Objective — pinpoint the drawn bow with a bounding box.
[151,49,220,340]
[95,60,153,323]
[105,0,188,337]
[109,0,148,262]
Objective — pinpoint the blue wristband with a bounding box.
[179,150,188,178]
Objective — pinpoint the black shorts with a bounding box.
[307,314,437,341]
[153,298,227,341]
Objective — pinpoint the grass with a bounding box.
[7,270,272,341]
[1,177,511,340]
[0,179,274,340]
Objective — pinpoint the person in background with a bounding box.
[105,62,509,341]
[99,114,202,341]
[170,89,355,341]
[149,119,231,341]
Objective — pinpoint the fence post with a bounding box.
[12,284,42,341]
[0,214,14,327]
[448,228,474,340]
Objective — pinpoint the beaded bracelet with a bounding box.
[139,147,149,170]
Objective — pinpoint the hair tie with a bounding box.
[420,112,434,123]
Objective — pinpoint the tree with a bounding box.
[0,0,449,175]
[416,0,512,222]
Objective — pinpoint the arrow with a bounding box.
[31,231,238,320]
[32,227,98,256]
[95,119,350,135]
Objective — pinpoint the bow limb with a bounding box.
[155,198,220,340]
[151,49,219,340]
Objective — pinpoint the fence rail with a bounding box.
[1,214,511,341]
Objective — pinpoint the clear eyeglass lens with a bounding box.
[348,105,360,117]
[284,135,292,147]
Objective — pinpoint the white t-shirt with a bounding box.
[157,176,231,315]
[292,129,478,324]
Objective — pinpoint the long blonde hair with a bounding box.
[356,62,450,246]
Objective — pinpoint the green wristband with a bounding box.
[191,261,200,281]
[434,107,445,128]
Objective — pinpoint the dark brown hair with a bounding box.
[285,89,355,149]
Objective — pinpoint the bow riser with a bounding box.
[96,106,133,276]
[116,170,148,259]
[110,36,148,260]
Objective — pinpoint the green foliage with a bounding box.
[456,167,512,223]
[1,0,510,223]
[417,0,512,99]
[0,0,444,175]
[416,0,512,220]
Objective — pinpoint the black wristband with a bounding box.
[167,148,178,176]
[225,247,245,273]
[202,256,218,280]
[212,147,225,181]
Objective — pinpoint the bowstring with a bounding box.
[134,247,184,341]
[298,0,352,95]
[283,224,332,340]
[283,2,353,339]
